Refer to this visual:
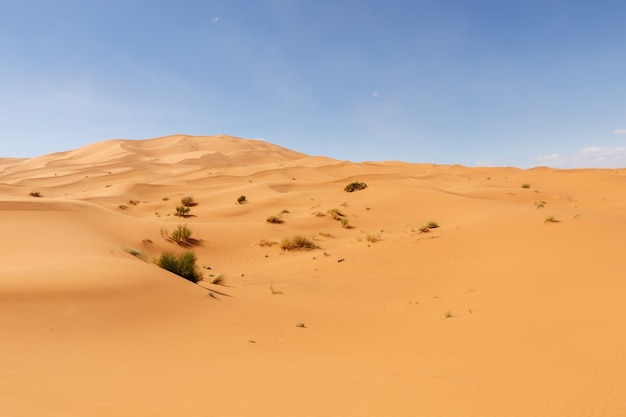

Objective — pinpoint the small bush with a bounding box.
[344,181,368,192]
[124,247,147,261]
[175,205,191,217]
[29,191,42,198]
[522,183,531,189]
[544,215,559,223]
[418,225,430,233]
[237,195,247,204]
[258,239,278,247]
[280,235,319,251]
[328,208,345,220]
[340,218,351,229]
[366,233,380,243]
[181,196,197,207]
[266,215,284,224]
[171,224,194,244]
[209,274,225,285]
[157,251,201,283]
[426,221,439,229]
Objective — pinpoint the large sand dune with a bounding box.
[2,134,626,416]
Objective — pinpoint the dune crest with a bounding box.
[2,135,626,416]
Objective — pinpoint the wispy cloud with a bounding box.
[211,17,219,24]
[535,146,626,168]
[612,128,626,135]
[371,92,379,98]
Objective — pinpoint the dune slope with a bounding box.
[2,135,626,416]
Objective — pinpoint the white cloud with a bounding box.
[612,128,626,135]
[371,92,379,98]
[535,147,626,168]
[211,17,219,24]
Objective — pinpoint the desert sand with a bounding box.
[1,134,625,416]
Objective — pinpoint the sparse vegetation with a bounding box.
[340,218,351,229]
[123,247,147,261]
[328,208,345,220]
[157,251,202,283]
[29,191,42,198]
[418,225,431,233]
[181,196,197,207]
[544,215,559,223]
[280,235,319,251]
[128,199,140,205]
[344,181,368,192]
[237,195,247,204]
[170,224,194,244]
[522,183,531,189]
[318,231,333,238]
[258,239,278,247]
[426,221,439,229]
[444,310,454,319]
[366,233,380,243]
[266,215,284,224]
[535,201,546,209]
[175,205,191,217]
[208,274,225,285]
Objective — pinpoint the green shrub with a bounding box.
[171,224,193,244]
[157,251,201,283]
[280,235,319,251]
[181,196,197,207]
[175,205,191,217]
[344,181,367,192]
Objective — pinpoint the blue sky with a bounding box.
[1,0,625,167]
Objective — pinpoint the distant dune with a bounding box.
[2,134,626,417]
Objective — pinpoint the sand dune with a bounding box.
[2,134,626,416]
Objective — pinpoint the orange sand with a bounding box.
[2,134,625,416]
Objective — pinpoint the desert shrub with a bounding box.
[171,224,193,244]
[366,233,380,243]
[181,196,197,207]
[29,191,42,198]
[209,274,225,285]
[175,205,191,217]
[237,195,247,204]
[280,235,319,251]
[522,183,531,189]
[327,208,345,220]
[426,221,439,229]
[258,239,278,247]
[544,215,558,223]
[344,181,367,192]
[340,218,351,229]
[123,247,147,260]
[418,225,430,233]
[157,251,201,283]
[266,215,284,224]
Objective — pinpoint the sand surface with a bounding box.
[2,134,626,416]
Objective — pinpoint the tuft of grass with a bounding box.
[123,247,147,261]
[444,310,454,319]
[340,218,351,229]
[175,205,191,217]
[237,195,247,204]
[266,215,284,224]
[521,183,531,189]
[535,200,546,209]
[258,239,278,247]
[318,231,333,238]
[170,224,196,245]
[157,251,202,283]
[366,233,380,243]
[426,221,439,229]
[327,208,345,220]
[181,196,197,207]
[344,181,368,192]
[280,235,319,251]
[29,191,43,198]
[209,274,225,285]
[544,215,559,223]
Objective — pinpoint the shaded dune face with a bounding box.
[2,134,626,417]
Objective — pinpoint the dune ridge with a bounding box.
[2,134,626,416]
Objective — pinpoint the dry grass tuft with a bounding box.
[280,235,319,251]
